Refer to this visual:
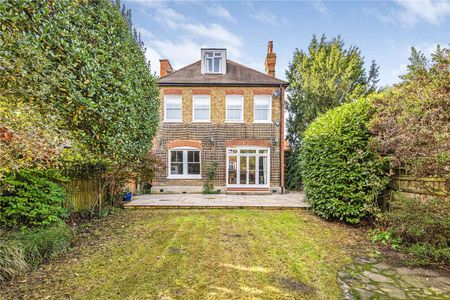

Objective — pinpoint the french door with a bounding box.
[226,147,270,187]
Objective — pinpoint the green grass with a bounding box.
[1,209,365,299]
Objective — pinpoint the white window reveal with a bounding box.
[192,95,210,122]
[201,49,226,74]
[226,95,244,122]
[168,148,201,179]
[164,95,182,122]
[254,95,272,123]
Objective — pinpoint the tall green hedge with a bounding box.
[0,0,159,164]
[300,98,388,223]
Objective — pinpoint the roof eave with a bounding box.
[158,82,289,87]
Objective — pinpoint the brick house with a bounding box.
[152,41,288,194]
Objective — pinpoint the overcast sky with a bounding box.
[123,0,450,86]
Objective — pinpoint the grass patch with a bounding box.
[1,209,365,299]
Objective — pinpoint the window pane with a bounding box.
[214,57,221,72]
[188,163,200,174]
[240,156,247,184]
[171,163,183,175]
[194,109,209,120]
[228,156,237,184]
[255,109,269,121]
[248,156,256,184]
[258,156,267,185]
[227,109,242,120]
[171,151,183,162]
[187,151,200,162]
[166,109,182,120]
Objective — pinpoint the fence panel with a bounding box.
[66,178,101,211]
[391,175,448,199]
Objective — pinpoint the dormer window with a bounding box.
[201,49,226,74]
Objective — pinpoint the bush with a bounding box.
[300,98,388,223]
[203,162,219,194]
[370,47,450,181]
[0,223,72,282]
[383,193,450,265]
[0,240,28,282]
[0,169,68,227]
[285,149,303,191]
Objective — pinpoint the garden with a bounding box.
[0,0,449,299]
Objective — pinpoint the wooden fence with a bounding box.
[66,178,102,211]
[390,175,448,199]
[66,178,144,211]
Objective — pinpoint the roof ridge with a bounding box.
[226,59,287,84]
[159,60,201,79]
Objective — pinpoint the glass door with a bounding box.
[227,148,269,187]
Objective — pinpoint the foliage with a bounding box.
[286,34,379,148]
[378,193,450,266]
[0,169,68,227]
[284,149,302,191]
[0,101,68,176]
[0,0,159,166]
[300,98,389,223]
[0,240,28,282]
[0,223,72,282]
[203,162,219,194]
[13,223,73,268]
[370,47,450,182]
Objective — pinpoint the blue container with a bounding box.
[123,192,132,202]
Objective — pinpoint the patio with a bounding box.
[124,191,308,209]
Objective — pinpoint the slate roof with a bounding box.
[159,60,288,87]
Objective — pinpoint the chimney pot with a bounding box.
[159,59,173,77]
[265,41,276,77]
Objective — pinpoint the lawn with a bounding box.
[1,209,367,299]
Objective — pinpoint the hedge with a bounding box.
[300,98,388,223]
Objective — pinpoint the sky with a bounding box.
[123,0,450,86]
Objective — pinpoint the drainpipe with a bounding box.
[279,83,284,194]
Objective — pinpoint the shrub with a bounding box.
[14,223,73,268]
[300,98,389,223]
[383,193,450,265]
[0,169,68,227]
[203,162,219,194]
[0,223,72,282]
[370,47,450,182]
[0,240,28,282]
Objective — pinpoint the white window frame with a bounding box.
[225,147,270,188]
[201,49,227,74]
[192,95,211,122]
[253,95,272,123]
[225,95,244,123]
[164,95,182,123]
[167,147,202,179]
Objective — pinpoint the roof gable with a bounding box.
[159,60,287,86]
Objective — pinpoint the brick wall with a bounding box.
[153,86,283,188]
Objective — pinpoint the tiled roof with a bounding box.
[159,60,288,86]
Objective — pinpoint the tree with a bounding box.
[0,0,159,167]
[285,35,379,190]
[286,34,379,147]
[370,46,450,183]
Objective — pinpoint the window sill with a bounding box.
[225,120,245,123]
[253,121,272,124]
[167,175,202,180]
[164,120,183,123]
[191,120,211,123]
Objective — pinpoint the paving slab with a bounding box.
[123,191,308,209]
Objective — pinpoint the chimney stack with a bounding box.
[264,41,276,77]
[159,59,173,77]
